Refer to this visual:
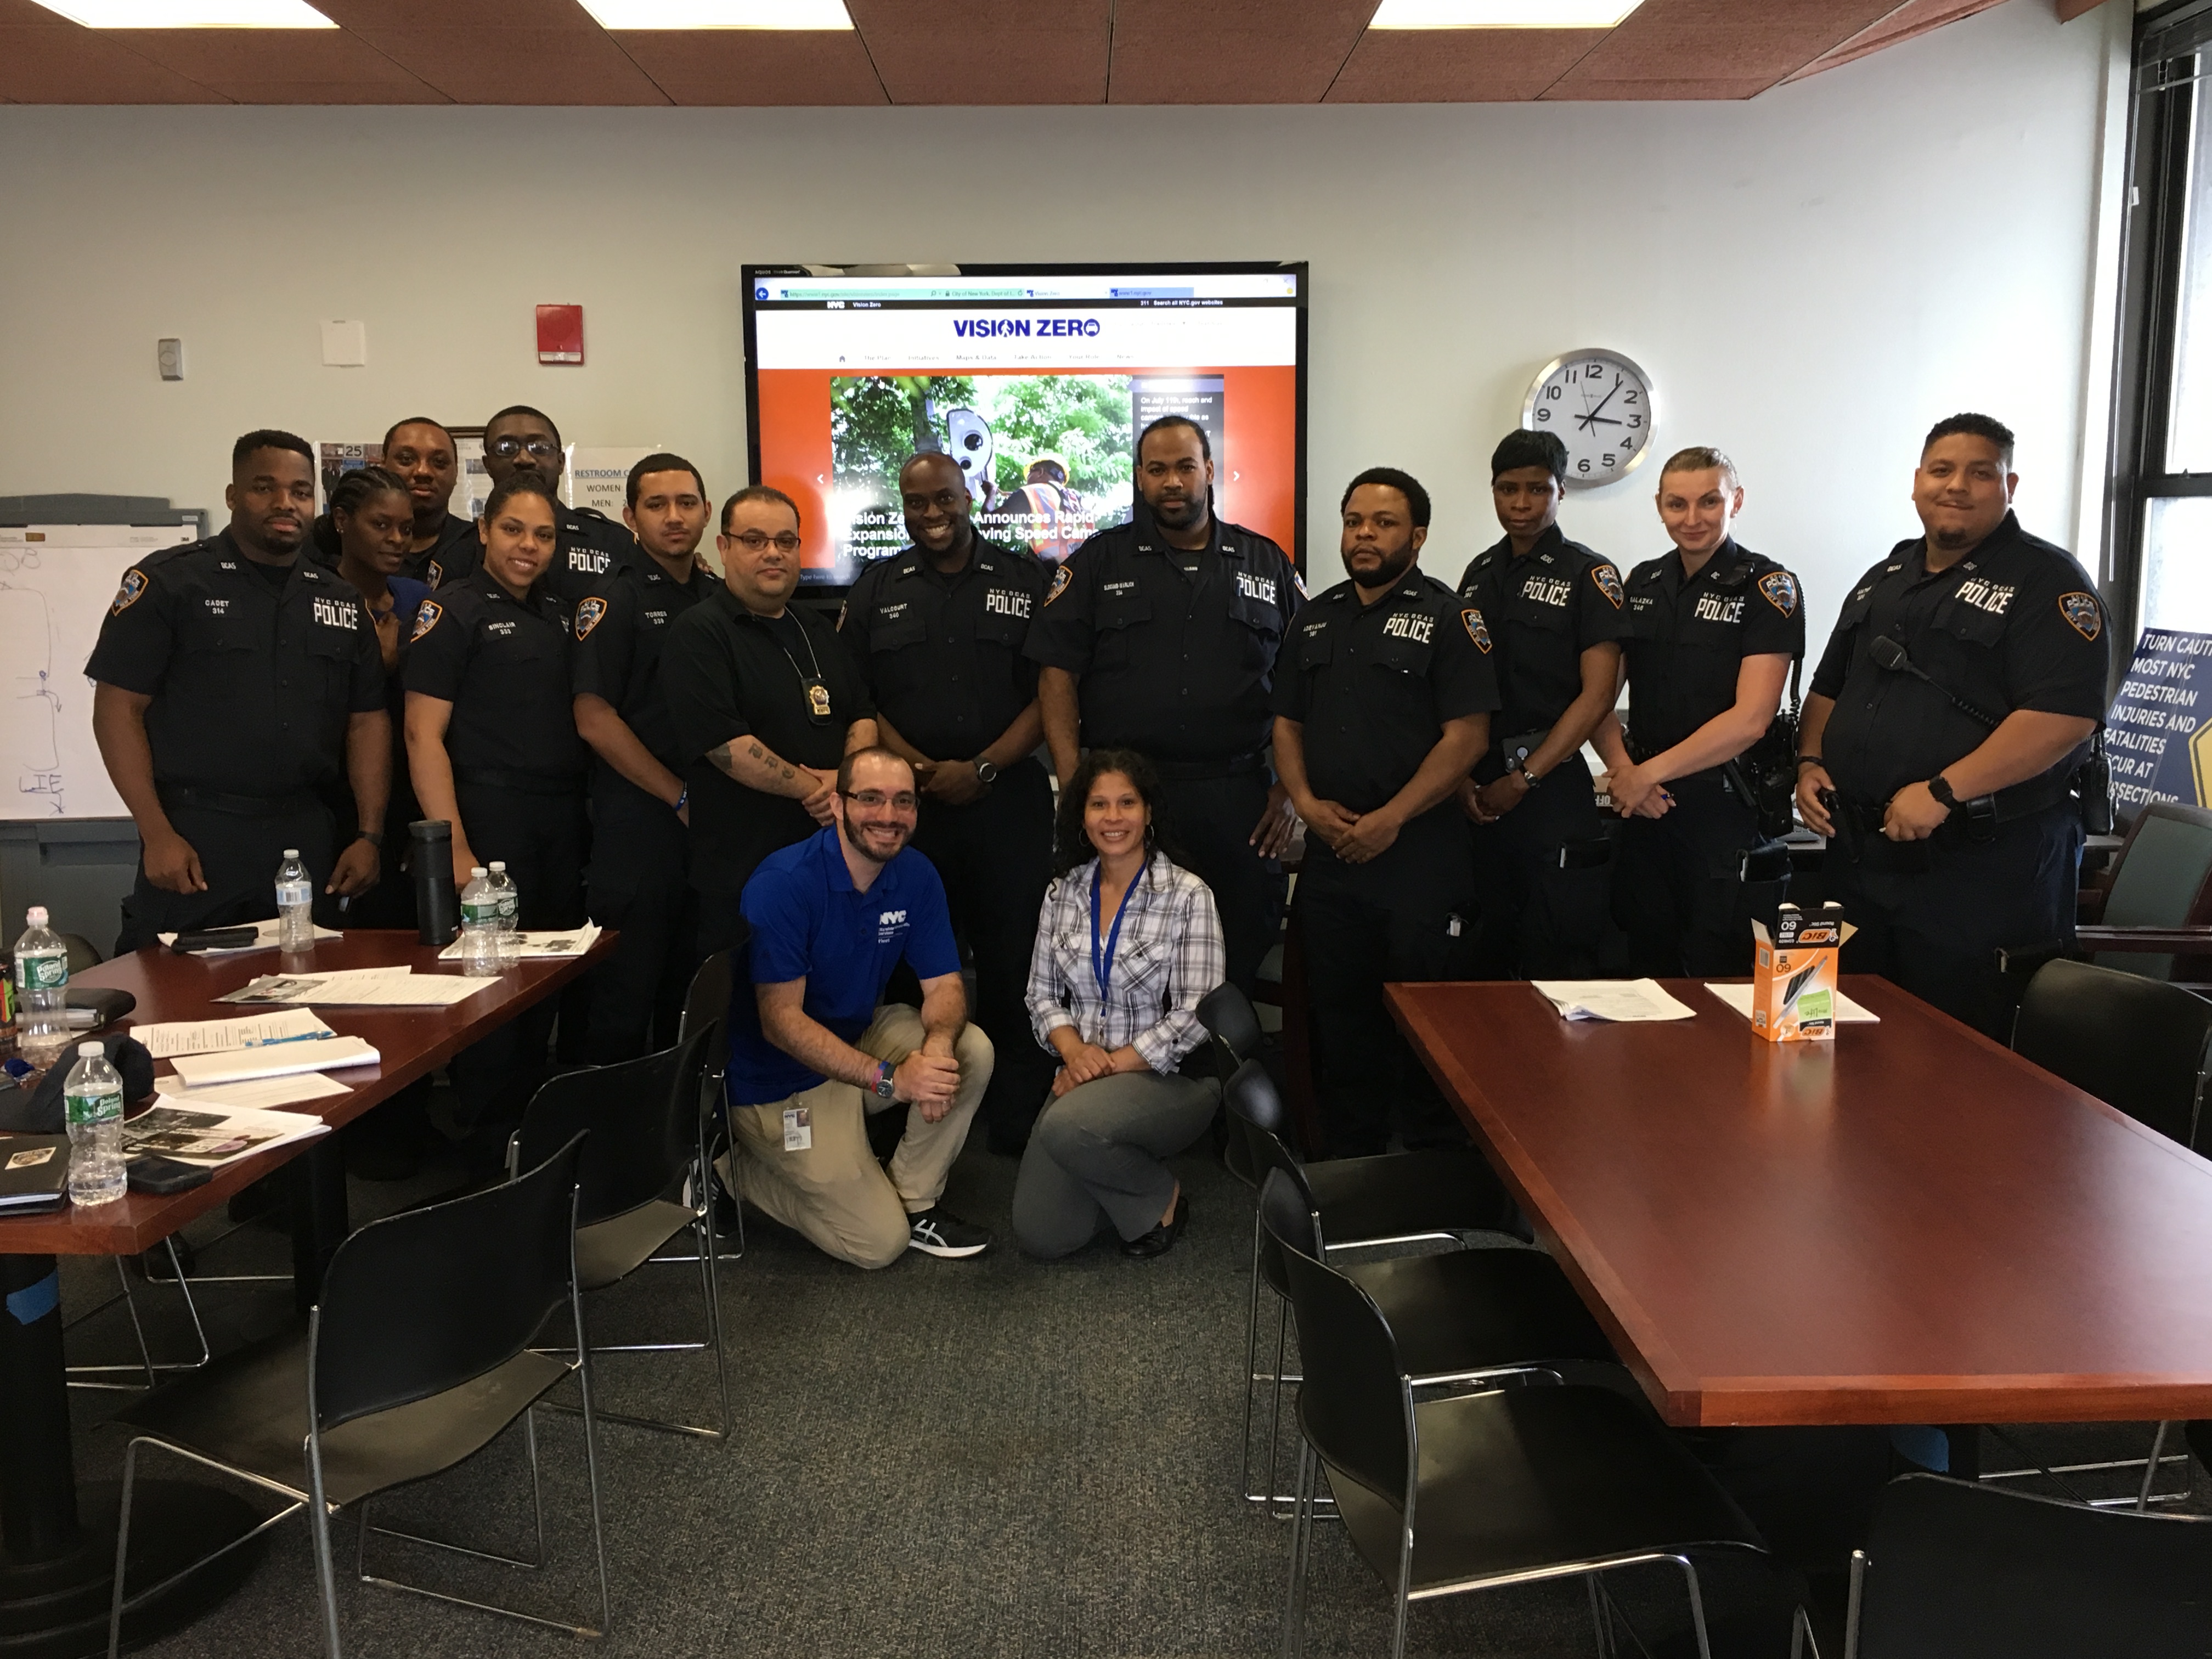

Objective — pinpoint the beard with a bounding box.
[1352,543,1418,588]
[842,812,910,866]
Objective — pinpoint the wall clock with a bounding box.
[1521,349,1656,490]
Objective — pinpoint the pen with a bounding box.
[241,1030,336,1049]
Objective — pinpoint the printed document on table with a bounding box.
[154,919,342,955]
[133,1006,335,1058]
[172,1073,351,1111]
[1702,983,1881,1023]
[437,923,601,961]
[214,968,495,1007]
[1532,979,1700,1023]
[128,1097,331,1166]
[167,1036,380,1088]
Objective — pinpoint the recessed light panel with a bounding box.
[1368,0,1643,26]
[31,0,335,23]
[577,0,853,26]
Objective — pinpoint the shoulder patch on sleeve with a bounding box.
[1757,571,1799,617]
[110,567,148,615]
[1590,563,1624,610]
[426,558,444,588]
[1045,565,1073,606]
[574,596,607,640]
[1291,565,1308,600]
[2059,591,2102,641]
[410,599,443,642]
[1460,606,1493,653]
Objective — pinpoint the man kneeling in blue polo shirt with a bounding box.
[723,746,996,1265]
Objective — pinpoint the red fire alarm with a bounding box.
[536,304,584,366]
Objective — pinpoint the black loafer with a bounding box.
[1121,1193,1190,1259]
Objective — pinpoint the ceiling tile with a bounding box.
[98,24,438,102]
[1543,0,1903,99]
[315,0,669,104]
[0,20,227,101]
[1786,0,2007,84]
[845,0,1107,104]
[1326,26,1605,102]
[617,29,886,105]
[1108,0,1374,104]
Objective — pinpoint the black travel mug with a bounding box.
[410,820,459,946]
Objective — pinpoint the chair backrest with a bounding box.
[1851,1473,2212,1659]
[510,1025,718,1227]
[680,949,733,1049]
[313,1132,586,1432]
[2012,958,2212,1149]
[1197,983,1263,1080]
[2098,802,2212,979]
[1261,1169,1412,1506]
[1224,1059,1317,1208]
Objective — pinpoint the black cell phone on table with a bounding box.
[171,927,258,954]
[127,1155,212,1195]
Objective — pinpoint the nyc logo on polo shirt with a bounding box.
[877,907,909,945]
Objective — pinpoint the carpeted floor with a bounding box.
[57,1121,2211,1659]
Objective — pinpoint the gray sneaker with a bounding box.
[906,1207,992,1259]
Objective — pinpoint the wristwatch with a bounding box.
[872,1060,898,1101]
[1927,774,1959,810]
[355,829,385,848]
[973,758,999,785]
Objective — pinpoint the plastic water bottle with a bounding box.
[275,848,314,952]
[459,867,499,975]
[65,1042,126,1207]
[13,907,69,1069]
[487,861,521,969]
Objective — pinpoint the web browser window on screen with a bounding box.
[743,266,1307,587]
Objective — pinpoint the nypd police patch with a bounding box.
[1758,571,1799,617]
[1591,563,1624,610]
[1045,565,1073,606]
[411,600,443,642]
[1461,606,1492,653]
[574,596,607,640]
[2059,591,2102,641]
[111,568,148,615]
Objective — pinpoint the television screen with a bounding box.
[743,263,1307,588]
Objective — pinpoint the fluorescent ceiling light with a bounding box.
[578,0,853,26]
[1368,0,1643,26]
[31,0,335,22]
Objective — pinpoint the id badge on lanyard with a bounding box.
[802,676,832,726]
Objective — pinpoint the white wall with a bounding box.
[0,0,2124,650]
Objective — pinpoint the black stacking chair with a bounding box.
[1805,1472,2212,1658]
[507,1024,727,1442]
[1265,1181,1765,1659]
[670,947,744,1261]
[105,1135,608,1659]
[1198,982,1267,1186]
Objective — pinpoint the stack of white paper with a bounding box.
[1703,983,1881,1024]
[134,1006,335,1059]
[173,1073,351,1111]
[1531,979,1700,1023]
[126,1096,331,1166]
[168,1036,380,1088]
[215,967,498,1007]
[437,924,602,962]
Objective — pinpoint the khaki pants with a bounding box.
[723,1007,992,1269]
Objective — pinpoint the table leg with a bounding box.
[289,1136,350,1313]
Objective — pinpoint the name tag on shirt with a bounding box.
[783,1106,812,1152]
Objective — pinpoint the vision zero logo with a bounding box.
[951,317,1102,339]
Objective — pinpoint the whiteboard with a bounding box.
[0,525,199,821]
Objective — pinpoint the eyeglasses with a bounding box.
[840,789,918,812]
[728,531,802,554]
[487,436,560,460]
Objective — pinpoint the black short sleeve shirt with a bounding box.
[1023,506,1304,763]
[661,590,876,895]
[1453,525,1632,748]
[1620,540,1805,763]
[402,570,586,786]
[1812,514,2108,802]
[447,505,635,606]
[570,558,718,800]
[1273,571,1500,814]
[838,537,1044,761]
[84,532,385,799]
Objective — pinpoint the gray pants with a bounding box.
[1012,1070,1220,1259]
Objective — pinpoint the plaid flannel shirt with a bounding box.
[1024,852,1225,1075]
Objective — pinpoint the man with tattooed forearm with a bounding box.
[663,486,878,960]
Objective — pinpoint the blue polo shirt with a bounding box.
[727,826,962,1104]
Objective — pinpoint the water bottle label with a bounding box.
[17,951,66,991]
[461,901,498,925]
[66,1088,122,1128]
[277,880,314,906]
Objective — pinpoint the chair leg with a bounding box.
[1843,1550,1867,1659]
[1585,1573,1613,1658]
[2138,1421,2172,1513]
[1265,1299,1290,1519]
[1790,1602,1822,1659]
[574,1298,613,1637]
[699,1211,732,1443]
[307,1438,347,1659]
[1240,1215,1265,1504]
[1281,1443,1315,1659]
[1672,1555,1714,1659]
[104,1440,141,1659]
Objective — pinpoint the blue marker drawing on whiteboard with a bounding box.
[0,585,66,815]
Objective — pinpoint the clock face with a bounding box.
[1522,350,1656,490]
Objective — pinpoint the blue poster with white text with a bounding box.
[2107,628,2212,812]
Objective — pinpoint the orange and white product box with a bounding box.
[1750,902,1855,1043]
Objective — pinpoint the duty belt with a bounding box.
[158,785,323,817]
[1149,752,1266,783]
[454,768,586,796]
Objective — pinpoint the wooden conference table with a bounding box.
[0,929,612,1658]
[1387,975,2212,1433]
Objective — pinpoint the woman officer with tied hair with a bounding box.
[404,472,589,1158]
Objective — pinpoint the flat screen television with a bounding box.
[742,262,1308,588]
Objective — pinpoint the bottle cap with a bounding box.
[284,848,300,859]
[26,906,47,925]
[489,861,506,872]
[471,867,488,878]
[80,1041,101,1058]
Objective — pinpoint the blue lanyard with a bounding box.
[1091,862,1139,1000]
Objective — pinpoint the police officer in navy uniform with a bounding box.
[444,404,634,600]
[1797,414,2107,1040]
[1593,447,1803,977]
[1454,430,1632,978]
[841,451,1054,1153]
[1276,469,1499,1156]
[572,453,720,1064]
[89,430,389,953]
[662,487,878,963]
[382,416,477,587]
[1026,415,1304,995]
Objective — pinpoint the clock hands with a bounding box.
[1576,376,1627,432]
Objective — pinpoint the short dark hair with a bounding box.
[482,472,559,524]
[1137,414,1211,463]
[486,404,561,444]
[1491,429,1566,483]
[381,415,451,451]
[327,464,409,521]
[1340,467,1431,529]
[1923,412,2016,467]
[836,745,916,795]
[1052,747,1183,877]
[721,484,801,533]
[232,428,313,471]
[627,452,706,508]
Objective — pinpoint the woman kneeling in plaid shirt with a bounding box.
[1014,748,1226,1260]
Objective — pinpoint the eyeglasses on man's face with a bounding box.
[487,435,561,460]
[840,789,918,812]
[727,530,803,554]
